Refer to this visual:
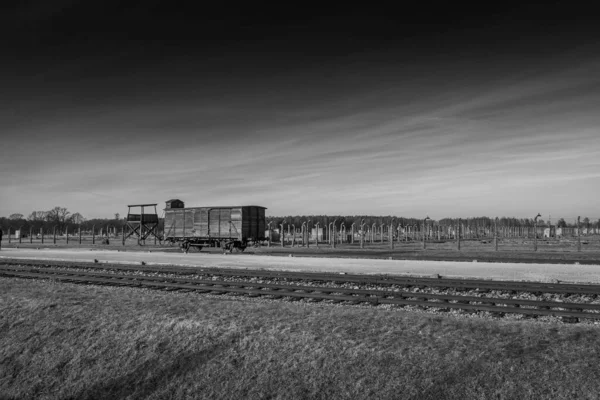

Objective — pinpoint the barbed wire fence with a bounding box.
[2,214,600,253]
[266,214,600,253]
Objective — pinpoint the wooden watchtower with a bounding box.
[125,203,160,244]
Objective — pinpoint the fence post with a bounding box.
[533,214,541,252]
[315,222,319,248]
[79,225,82,245]
[494,217,498,251]
[122,227,125,246]
[390,219,395,250]
[280,222,286,248]
[332,220,337,249]
[53,226,57,244]
[306,220,311,249]
[41,228,44,244]
[291,224,295,247]
[577,216,581,252]
[267,222,272,247]
[423,217,430,250]
[457,219,461,251]
[360,220,365,249]
[30,228,33,244]
[92,225,96,245]
[7,228,11,244]
[66,227,69,244]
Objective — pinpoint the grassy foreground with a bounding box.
[1,279,600,400]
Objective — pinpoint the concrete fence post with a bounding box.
[53,226,57,244]
[360,220,365,249]
[267,222,272,247]
[301,222,306,247]
[423,217,430,250]
[577,216,581,252]
[494,217,498,251]
[390,219,395,250]
[457,219,461,251]
[533,213,541,252]
[30,228,33,244]
[7,227,11,244]
[332,219,337,249]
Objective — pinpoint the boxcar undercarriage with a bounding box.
[166,237,256,253]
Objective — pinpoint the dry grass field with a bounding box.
[2,277,600,399]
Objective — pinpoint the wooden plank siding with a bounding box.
[164,205,266,241]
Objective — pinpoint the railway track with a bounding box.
[2,258,600,295]
[1,264,599,322]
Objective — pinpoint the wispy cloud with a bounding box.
[2,46,600,218]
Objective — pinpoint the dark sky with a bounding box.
[2,2,599,220]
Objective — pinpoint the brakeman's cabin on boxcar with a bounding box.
[163,199,266,252]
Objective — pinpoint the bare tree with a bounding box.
[28,211,48,221]
[46,207,71,231]
[70,212,86,225]
[9,213,24,220]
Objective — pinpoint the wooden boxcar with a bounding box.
[163,200,266,252]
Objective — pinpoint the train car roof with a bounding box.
[164,205,267,210]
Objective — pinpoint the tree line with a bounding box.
[0,207,155,235]
[2,207,598,235]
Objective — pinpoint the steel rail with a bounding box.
[1,266,600,321]
[1,258,599,295]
